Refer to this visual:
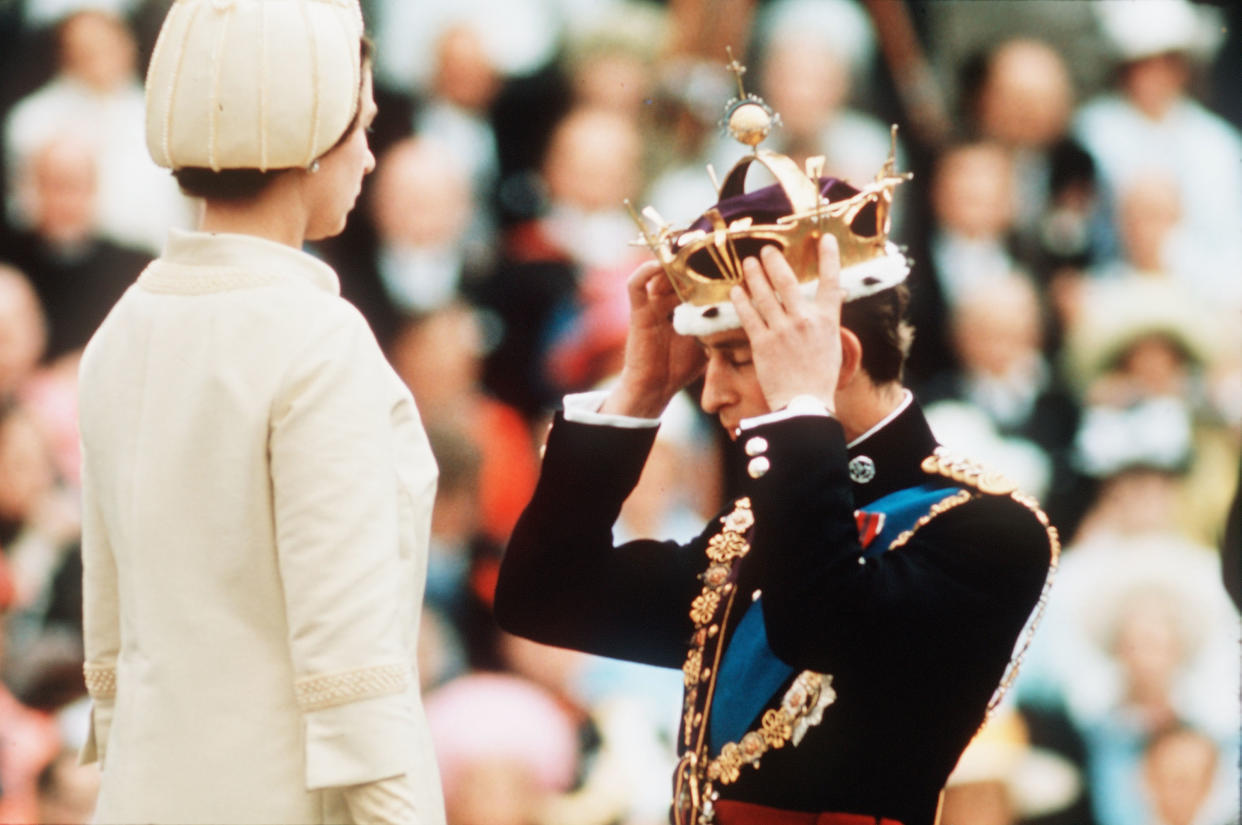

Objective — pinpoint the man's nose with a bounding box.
[699,356,732,415]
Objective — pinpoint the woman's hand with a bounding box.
[600,260,707,418]
[730,236,846,414]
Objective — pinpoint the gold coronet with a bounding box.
[627,52,911,311]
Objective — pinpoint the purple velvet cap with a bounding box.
[674,176,881,279]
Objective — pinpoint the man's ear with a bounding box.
[838,328,862,390]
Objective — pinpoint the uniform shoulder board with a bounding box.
[894,448,1060,564]
[920,446,1018,497]
[919,447,1061,558]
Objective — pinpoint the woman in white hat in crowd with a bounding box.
[76,1,445,823]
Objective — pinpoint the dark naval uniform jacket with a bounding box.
[494,395,1058,825]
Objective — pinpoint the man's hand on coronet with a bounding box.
[601,260,707,419]
[731,236,845,414]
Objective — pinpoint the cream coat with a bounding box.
[78,230,446,824]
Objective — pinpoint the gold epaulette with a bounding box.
[919,448,1062,723]
[920,447,1018,496]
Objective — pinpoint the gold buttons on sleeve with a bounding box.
[747,456,770,478]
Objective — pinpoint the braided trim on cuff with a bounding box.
[84,663,117,700]
[294,663,411,712]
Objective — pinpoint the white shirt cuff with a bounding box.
[562,390,661,429]
[738,395,832,431]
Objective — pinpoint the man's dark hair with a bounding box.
[841,284,913,385]
[172,38,374,202]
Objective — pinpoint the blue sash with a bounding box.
[708,481,963,752]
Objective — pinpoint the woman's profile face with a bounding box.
[303,66,378,241]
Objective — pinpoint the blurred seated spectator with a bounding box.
[373,137,489,310]
[1,134,150,363]
[370,0,571,228]
[968,38,1073,180]
[1069,425,1197,555]
[426,671,580,825]
[415,24,503,252]
[922,0,1109,117]
[1086,171,1182,299]
[477,106,646,417]
[646,0,897,228]
[4,8,195,253]
[1062,170,1232,324]
[1049,171,1193,336]
[920,273,1080,522]
[941,707,1081,825]
[1066,283,1209,411]
[0,266,46,402]
[923,141,1018,309]
[563,2,667,122]
[1084,579,1239,825]
[388,305,539,545]
[370,0,560,99]
[962,38,1100,283]
[749,0,896,185]
[1107,172,1179,279]
[1065,278,1235,547]
[644,0,901,225]
[1073,0,1242,311]
[905,140,1019,385]
[324,135,486,348]
[520,106,645,273]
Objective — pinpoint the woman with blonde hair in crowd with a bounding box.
[76,1,444,823]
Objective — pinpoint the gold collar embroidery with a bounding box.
[674,498,834,825]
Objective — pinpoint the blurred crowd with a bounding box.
[0,0,1239,823]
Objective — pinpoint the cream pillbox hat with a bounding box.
[145,0,365,172]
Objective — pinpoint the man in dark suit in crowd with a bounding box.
[1,135,149,363]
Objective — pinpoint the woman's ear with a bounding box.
[838,328,862,390]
